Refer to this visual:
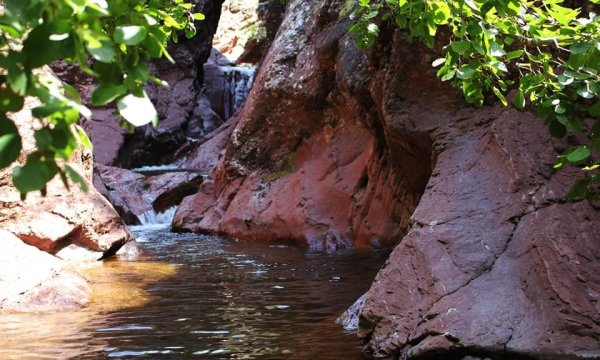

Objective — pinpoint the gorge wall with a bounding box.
[169,0,600,358]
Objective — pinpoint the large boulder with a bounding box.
[0,230,91,312]
[173,0,600,358]
[173,0,430,251]
[0,96,132,260]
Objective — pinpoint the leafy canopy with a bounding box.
[0,0,202,198]
[348,0,600,199]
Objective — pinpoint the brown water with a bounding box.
[0,227,388,359]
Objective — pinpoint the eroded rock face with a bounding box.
[174,0,431,251]
[360,114,600,359]
[174,0,600,358]
[212,0,286,65]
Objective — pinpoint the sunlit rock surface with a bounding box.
[0,230,91,312]
[0,259,176,358]
[212,0,260,62]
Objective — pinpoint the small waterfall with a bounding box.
[138,206,178,226]
[222,66,256,119]
[130,164,181,173]
[131,206,178,233]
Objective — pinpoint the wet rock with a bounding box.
[116,240,143,261]
[203,58,256,120]
[98,165,204,224]
[0,230,92,312]
[335,293,367,331]
[55,244,104,263]
[186,94,224,138]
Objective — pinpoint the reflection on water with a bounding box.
[0,229,388,359]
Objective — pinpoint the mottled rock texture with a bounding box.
[213,0,286,64]
[213,0,260,63]
[174,0,600,358]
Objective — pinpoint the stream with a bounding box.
[0,224,388,359]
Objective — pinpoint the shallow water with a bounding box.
[0,228,388,359]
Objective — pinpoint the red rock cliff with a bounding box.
[174,0,600,358]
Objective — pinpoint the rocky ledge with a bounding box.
[0,96,132,312]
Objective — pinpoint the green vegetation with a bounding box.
[348,0,600,199]
[264,152,295,182]
[0,0,201,198]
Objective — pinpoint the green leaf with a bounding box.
[565,178,589,200]
[0,88,24,112]
[490,42,506,57]
[513,89,525,110]
[114,25,148,46]
[570,43,590,55]
[117,91,158,127]
[73,124,93,149]
[577,83,593,99]
[12,158,59,194]
[192,13,205,20]
[457,67,477,80]
[557,73,574,86]
[65,165,88,192]
[0,115,22,168]
[441,70,456,81]
[450,41,471,55]
[505,50,524,60]
[86,41,115,63]
[91,84,127,106]
[549,120,566,138]
[589,102,600,117]
[8,69,28,96]
[566,146,591,163]
[493,87,508,106]
[34,128,53,148]
[432,58,446,67]
[432,2,451,25]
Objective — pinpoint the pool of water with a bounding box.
[0,228,388,359]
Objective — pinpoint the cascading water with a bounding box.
[138,206,178,226]
[222,66,256,119]
[130,206,178,234]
